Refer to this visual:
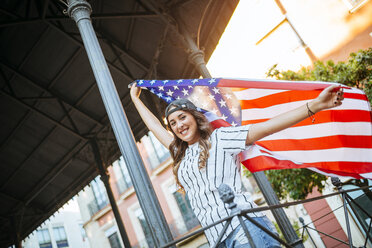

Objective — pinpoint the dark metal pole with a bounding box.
[299,217,317,248]
[177,17,212,78]
[253,172,304,248]
[273,0,317,63]
[67,1,174,247]
[90,139,131,248]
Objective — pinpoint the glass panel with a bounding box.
[137,210,155,248]
[148,132,169,164]
[37,229,52,248]
[141,132,170,169]
[80,224,87,239]
[108,232,122,248]
[53,226,69,248]
[173,191,199,230]
[91,177,109,209]
[114,157,133,194]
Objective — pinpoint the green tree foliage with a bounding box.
[252,48,372,200]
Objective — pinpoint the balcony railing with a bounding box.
[160,179,372,248]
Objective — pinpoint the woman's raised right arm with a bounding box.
[130,83,174,148]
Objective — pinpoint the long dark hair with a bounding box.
[167,109,212,191]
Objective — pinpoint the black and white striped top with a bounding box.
[177,125,263,246]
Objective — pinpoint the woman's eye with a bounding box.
[180,115,186,120]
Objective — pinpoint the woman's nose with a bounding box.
[177,121,184,129]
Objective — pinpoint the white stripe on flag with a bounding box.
[260,122,372,140]
[308,168,355,179]
[240,145,302,164]
[274,148,372,163]
[233,89,288,100]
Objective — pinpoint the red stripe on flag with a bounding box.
[243,155,372,176]
[313,168,367,179]
[210,119,231,130]
[241,110,372,126]
[256,135,372,150]
[239,91,366,109]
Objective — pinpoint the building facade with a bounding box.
[76,132,211,247]
[76,0,372,247]
[22,199,90,248]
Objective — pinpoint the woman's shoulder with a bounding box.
[213,125,250,133]
[211,125,251,142]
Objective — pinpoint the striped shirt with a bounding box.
[177,125,263,246]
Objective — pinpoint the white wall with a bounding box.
[23,199,90,248]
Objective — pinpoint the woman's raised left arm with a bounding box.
[246,84,344,145]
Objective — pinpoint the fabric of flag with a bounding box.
[134,78,372,179]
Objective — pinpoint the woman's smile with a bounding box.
[168,109,200,145]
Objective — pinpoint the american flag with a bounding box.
[134,78,372,179]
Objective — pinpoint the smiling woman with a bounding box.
[130,82,343,247]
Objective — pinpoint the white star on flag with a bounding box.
[202,101,209,109]
[159,86,164,91]
[177,79,183,84]
[219,99,227,107]
[182,88,189,96]
[208,78,216,84]
[212,87,220,94]
[221,114,227,121]
[173,86,179,90]
[230,107,238,115]
[208,94,215,100]
[166,89,174,96]
[191,79,199,84]
[150,80,156,85]
[210,108,218,115]
[224,93,232,99]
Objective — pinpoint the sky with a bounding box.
[206,0,312,79]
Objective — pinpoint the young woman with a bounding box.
[130,83,344,248]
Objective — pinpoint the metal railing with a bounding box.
[160,177,372,248]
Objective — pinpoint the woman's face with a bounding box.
[168,109,200,145]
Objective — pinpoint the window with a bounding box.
[91,177,109,210]
[173,191,199,230]
[342,0,369,12]
[37,229,52,248]
[136,209,155,248]
[141,131,170,169]
[108,232,122,248]
[79,224,87,240]
[113,156,132,194]
[53,226,69,248]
